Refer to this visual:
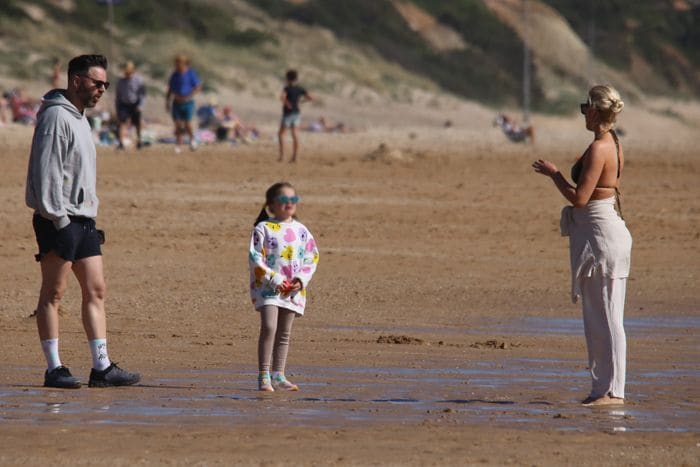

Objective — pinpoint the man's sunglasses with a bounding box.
[79,74,110,90]
[277,195,300,204]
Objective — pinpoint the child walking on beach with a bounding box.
[248,182,319,391]
[278,70,312,163]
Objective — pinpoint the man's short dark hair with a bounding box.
[286,69,298,82]
[68,55,108,78]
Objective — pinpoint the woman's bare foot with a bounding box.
[581,395,624,406]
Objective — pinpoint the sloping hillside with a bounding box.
[0,0,698,113]
[250,0,700,108]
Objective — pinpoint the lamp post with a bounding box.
[97,0,123,67]
[522,0,531,125]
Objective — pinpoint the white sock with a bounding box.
[89,338,111,371]
[41,338,62,371]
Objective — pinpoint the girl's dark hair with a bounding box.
[254,182,295,226]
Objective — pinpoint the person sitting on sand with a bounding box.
[216,105,259,143]
[532,85,631,406]
[197,98,219,129]
[302,116,347,133]
[494,113,534,143]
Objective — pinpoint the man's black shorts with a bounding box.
[32,214,103,262]
[117,102,141,126]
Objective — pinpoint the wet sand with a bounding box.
[0,116,699,465]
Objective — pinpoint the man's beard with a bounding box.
[79,85,101,108]
[85,94,100,108]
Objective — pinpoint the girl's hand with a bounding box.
[532,159,559,177]
[277,280,291,295]
[288,279,303,293]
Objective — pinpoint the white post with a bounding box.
[108,0,114,64]
[587,5,596,85]
[522,0,531,125]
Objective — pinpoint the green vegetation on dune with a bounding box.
[542,0,700,95]
[0,0,697,111]
[250,0,523,105]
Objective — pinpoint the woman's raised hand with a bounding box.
[532,159,558,177]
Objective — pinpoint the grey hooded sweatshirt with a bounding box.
[26,89,98,230]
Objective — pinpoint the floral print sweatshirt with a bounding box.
[248,219,319,315]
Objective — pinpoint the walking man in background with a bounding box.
[166,54,202,153]
[26,54,141,389]
[115,61,146,150]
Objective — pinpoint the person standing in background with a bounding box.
[115,61,146,150]
[166,54,202,153]
[51,57,62,89]
[278,69,312,163]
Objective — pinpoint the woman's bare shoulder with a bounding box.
[588,138,616,160]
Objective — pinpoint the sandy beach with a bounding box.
[0,101,698,465]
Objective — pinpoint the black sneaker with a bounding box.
[88,362,141,388]
[44,366,81,389]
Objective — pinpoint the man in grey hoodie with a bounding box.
[26,54,140,389]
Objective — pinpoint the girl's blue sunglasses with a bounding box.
[277,195,300,204]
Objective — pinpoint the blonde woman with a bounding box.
[533,85,632,406]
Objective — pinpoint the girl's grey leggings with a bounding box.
[258,305,296,373]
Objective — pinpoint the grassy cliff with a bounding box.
[0,0,697,111]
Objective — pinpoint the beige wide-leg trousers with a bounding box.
[581,269,627,399]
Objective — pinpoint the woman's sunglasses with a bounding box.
[276,195,300,204]
[580,102,592,115]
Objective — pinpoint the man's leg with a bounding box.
[174,120,182,148]
[117,120,126,149]
[37,252,81,388]
[186,120,197,150]
[37,252,72,362]
[72,255,107,342]
[278,125,286,162]
[73,255,140,386]
[133,110,142,148]
[290,126,299,163]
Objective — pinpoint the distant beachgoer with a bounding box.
[115,61,146,150]
[532,84,631,406]
[216,106,259,143]
[197,98,219,129]
[0,92,9,125]
[494,114,534,143]
[248,182,319,391]
[7,88,39,125]
[302,116,347,133]
[166,54,202,153]
[278,69,312,162]
[26,54,140,389]
[51,57,62,89]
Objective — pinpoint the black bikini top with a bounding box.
[571,129,621,187]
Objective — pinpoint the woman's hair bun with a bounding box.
[588,85,624,125]
[610,98,624,113]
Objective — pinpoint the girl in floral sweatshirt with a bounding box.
[248,182,319,391]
